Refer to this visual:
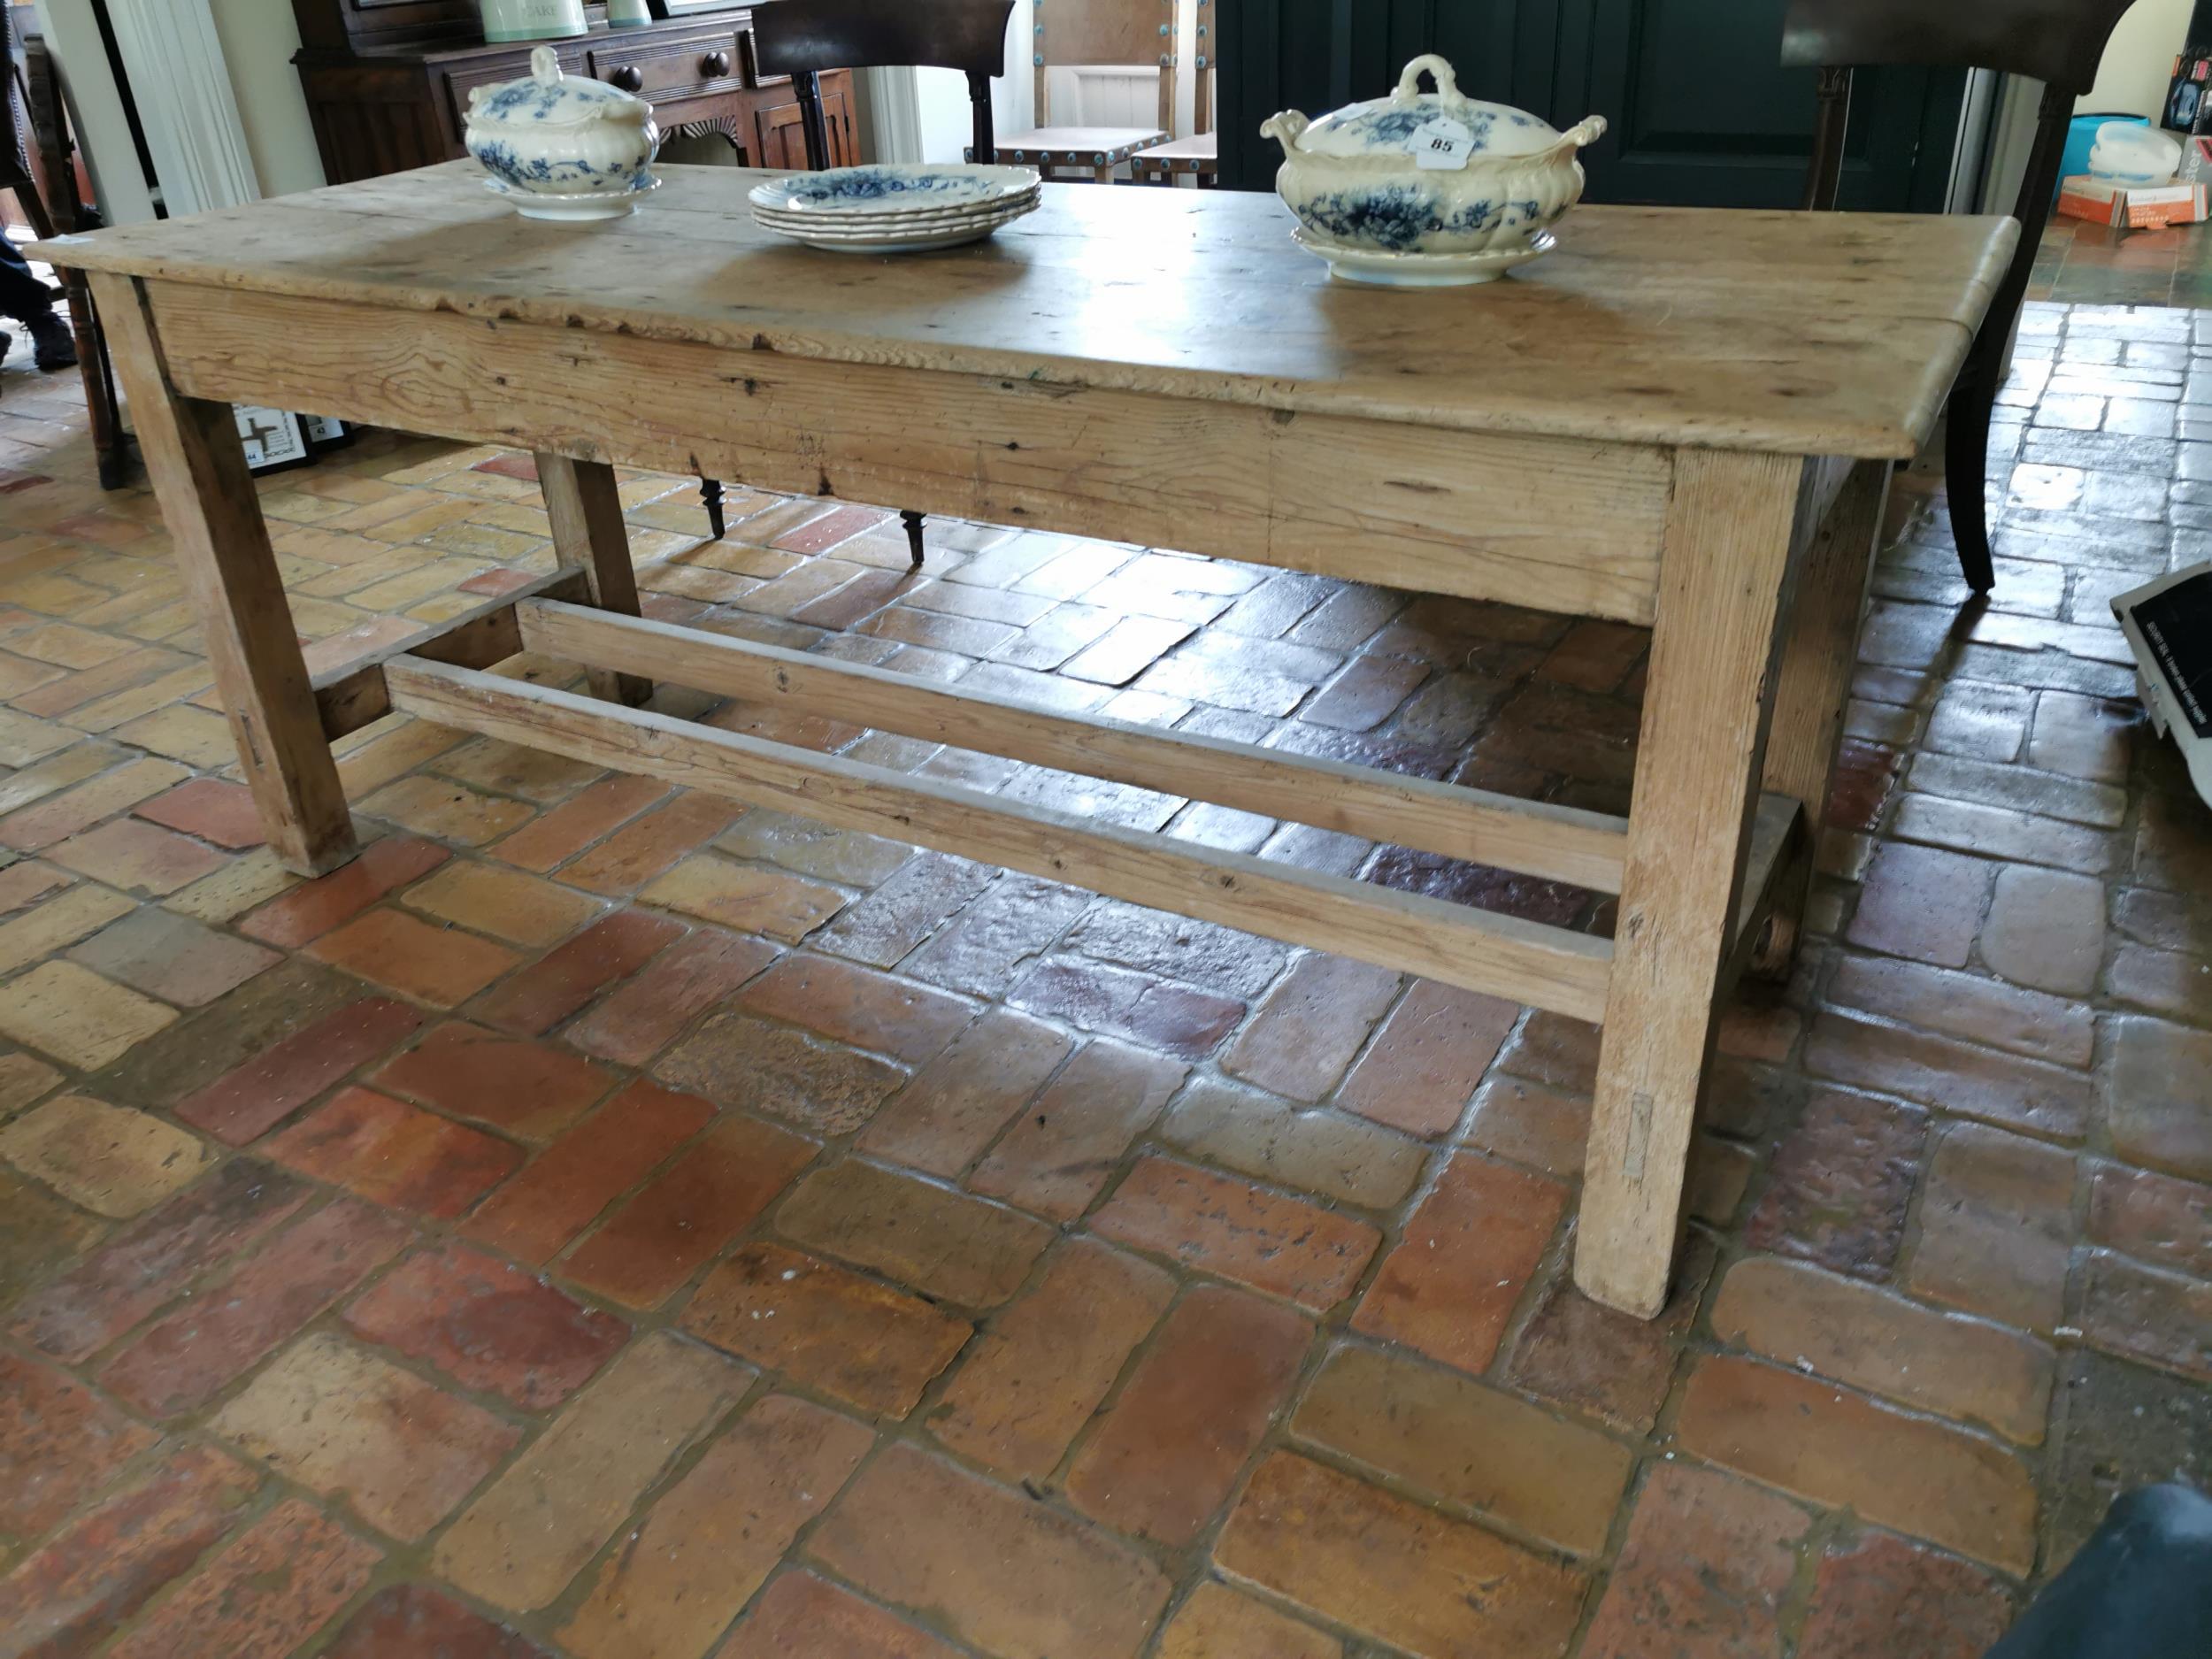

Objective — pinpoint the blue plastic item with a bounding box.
[2059,112,2148,205]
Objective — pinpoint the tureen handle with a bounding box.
[1259,110,1310,149]
[1545,114,1609,156]
[530,44,563,84]
[1394,54,1471,113]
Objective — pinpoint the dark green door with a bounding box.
[1217,0,1966,211]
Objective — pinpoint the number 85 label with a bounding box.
[1414,119,1474,170]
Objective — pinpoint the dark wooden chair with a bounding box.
[1784,0,2139,594]
[752,0,1015,568]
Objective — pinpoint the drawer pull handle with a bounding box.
[609,65,645,91]
[703,49,732,76]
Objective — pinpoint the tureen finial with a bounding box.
[530,44,563,83]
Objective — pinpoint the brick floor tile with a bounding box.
[716,810,915,887]
[1461,1072,1589,1177]
[808,1441,1171,1659]
[360,774,536,845]
[133,777,265,849]
[1978,863,2106,997]
[1747,1087,1928,1279]
[0,1443,258,1659]
[1846,842,1992,968]
[1007,956,1242,1059]
[1578,1463,1809,1659]
[0,1348,158,1534]
[563,1113,817,1307]
[1059,902,1291,1001]
[966,1041,1188,1219]
[1675,1354,2038,1572]
[1908,1122,2077,1332]
[0,1093,211,1217]
[1333,981,1517,1137]
[1302,652,1429,731]
[325,1584,556,1659]
[641,853,846,941]
[265,1087,522,1217]
[1221,954,1402,1102]
[1216,1451,1584,1659]
[718,1571,965,1659]
[562,1394,874,1659]
[567,929,780,1065]
[814,851,996,967]
[1497,1009,1599,1092]
[777,1158,1053,1306]
[210,1331,521,1537]
[2108,940,2212,1021]
[465,1079,714,1265]
[0,960,180,1070]
[1505,1233,1717,1432]
[2073,1248,2212,1381]
[371,1022,617,1141]
[1162,1079,1427,1209]
[66,908,278,1009]
[1804,1010,2093,1141]
[492,773,670,872]
[1294,1341,1632,1555]
[1093,1155,1379,1310]
[1889,794,2117,874]
[0,755,188,850]
[1352,1153,1565,1371]
[562,796,747,895]
[2106,1016,2212,1181]
[343,1241,628,1408]
[305,909,523,1007]
[434,1331,746,1612]
[400,859,605,947]
[0,1048,61,1116]
[682,1240,971,1417]
[1156,1584,1341,1659]
[0,1166,105,1326]
[658,1011,910,1134]
[857,1008,1073,1176]
[97,1195,409,1416]
[1712,1256,2054,1442]
[11,1160,311,1362]
[104,1495,380,1659]
[2086,1162,2212,1279]
[1796,1533,2013,1659]
[1067,1285,1308,1545]
[175,996,426,1145]
[50,818,228,895]
[0,884,135,978]
[2046,1348,2212,1565]
[927,1236,1172,1477]
[468,910,683,1034]
[738,953,975,1064]
[1825,955,2095,1070]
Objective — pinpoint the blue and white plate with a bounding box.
[749,164,1040,216]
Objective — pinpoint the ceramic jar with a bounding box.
[465,46,660,210]
[1262,54,1604,257]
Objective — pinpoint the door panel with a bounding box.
[752,88,854,172]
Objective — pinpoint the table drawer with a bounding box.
[587,28,742,101]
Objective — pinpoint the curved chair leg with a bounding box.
[900,508,926,568]
[1943,352,1998,595]
[701,478,726,541]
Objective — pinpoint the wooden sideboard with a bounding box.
[291,0,856,185]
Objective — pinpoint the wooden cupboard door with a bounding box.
[752,87,856,171]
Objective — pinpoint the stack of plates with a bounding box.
[750,164,1041,253]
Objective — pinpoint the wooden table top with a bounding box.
[43,161,2016,459]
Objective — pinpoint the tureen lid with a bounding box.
[466,45,654,131]
[1271,53,1575,161]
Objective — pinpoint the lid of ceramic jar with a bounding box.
[467,45,655,132]
[1291,54,1563,159]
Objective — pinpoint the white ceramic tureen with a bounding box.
[465,46,661,221]
[1262,54,1604,286]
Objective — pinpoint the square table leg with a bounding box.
[1574,448,1806,1318]
[535,453,652,708]
[90,273,356,876]
[1747,457,1891,981]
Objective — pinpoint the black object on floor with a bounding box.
[1985,1485,2212,1659]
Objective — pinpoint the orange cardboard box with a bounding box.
[2057,173,2209,229]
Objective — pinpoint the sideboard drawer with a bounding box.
[587,28,743,101]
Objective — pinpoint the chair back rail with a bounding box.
[751,0,1015,167]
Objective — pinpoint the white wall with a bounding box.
[209,0,326,196]
[2079,0,2192,119]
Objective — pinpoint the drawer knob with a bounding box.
[610,65,644,91]
[703,49,732,76]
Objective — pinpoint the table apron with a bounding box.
[142,279,1671,625]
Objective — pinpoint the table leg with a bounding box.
[536,453,651,707]
[1574,448,1805,1318]
[91,273,355,876]
[1748,457,1890,982]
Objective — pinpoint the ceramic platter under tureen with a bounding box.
[750,165,1041,253]
[1262,53,1604,287]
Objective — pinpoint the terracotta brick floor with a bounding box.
[0,278,2208,1659]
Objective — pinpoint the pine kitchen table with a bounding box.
[38,163,2014,1318]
